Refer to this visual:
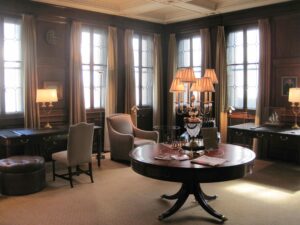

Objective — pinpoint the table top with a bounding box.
[228,122,300,136]
[130,143,255,183]
[0,125,102,139]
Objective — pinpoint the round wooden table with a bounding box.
[129,143,255,222]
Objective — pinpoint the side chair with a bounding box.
[52,122,94,188]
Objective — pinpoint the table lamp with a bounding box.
[36,89,58,128]
[288,88,300,129]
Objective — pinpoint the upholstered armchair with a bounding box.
[107,114,159,161]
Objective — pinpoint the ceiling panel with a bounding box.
[32,0,293,24]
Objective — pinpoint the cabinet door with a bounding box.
[268,134,299,163]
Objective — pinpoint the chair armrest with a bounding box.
[109,127,134,149]
[133,127,159,143]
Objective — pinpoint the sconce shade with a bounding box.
[204,69,218,84]
[175,67,196,83]
[169,78,185,92]
[288,88,300,102]
[36,89,58,103]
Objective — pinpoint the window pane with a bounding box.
[81,27,107,110]
[3,19,22,114]
[93,29,107,65]
[135,67,139,105]
[82,65,90,109]
[247,64,259,109]
[4,21,21,61]
[227,31,243,64]
[247,29,259,63]
[227,65,244,109]
[193,66,201,79]
[133,36,139,67]
[178,38,190,67]
[142,36,153,67]
[141,68,153,105]
[81,30,90,64]
[93,66,106,108]
[192,36,201,67]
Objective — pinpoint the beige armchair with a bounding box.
[107,114,159,161]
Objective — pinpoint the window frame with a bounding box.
[0,16,23,119]
[133,32,154,108]
[226,24,259,112]
[81,25,107,112]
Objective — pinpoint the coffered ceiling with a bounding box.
[32,0,293,24]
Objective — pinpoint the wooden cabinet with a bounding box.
[0,126,103,166]
[228,123,300,164]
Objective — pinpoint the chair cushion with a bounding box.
[52,150,68,165]
[0,156,45,174]
[134,138,156,147]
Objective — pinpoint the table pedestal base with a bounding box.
[159,182,227,222]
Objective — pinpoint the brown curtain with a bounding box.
[200,28,212,72]
[253,19,271,152]
[215,26,228,143]
[256,19,271,125]
[104,26,118,151]
[69,21,86,124]
[167,34,177,126]
[22,14,40,128]
[124,29,136,114]
[153,34,163,126]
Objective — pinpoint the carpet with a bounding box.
[0,154,299,225]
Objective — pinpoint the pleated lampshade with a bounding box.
[169,78,185,92]
[204,69,218,84]
[175,67,196,83]
[198,77,215,92]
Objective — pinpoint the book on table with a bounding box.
[191,155,227,166]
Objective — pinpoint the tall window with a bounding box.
[227,27,259,110]
[133,34,153,107]
[0,18,22,116]
[177,36,201,102]
[81,27,107,110]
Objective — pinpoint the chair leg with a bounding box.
[52,160,56,181]
[68,166,73,188]
[89,162,94,183]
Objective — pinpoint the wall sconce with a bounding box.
[36,89,58,128]
[288,87,300,129]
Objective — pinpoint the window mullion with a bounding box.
[139,35,142,107]
[243,29,247,110]
[90,29,94,109]
[0,18,5,115]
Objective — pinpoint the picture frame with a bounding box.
[281,76,297,96]
[43,81,63,100]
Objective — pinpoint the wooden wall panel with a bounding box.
[273,13,300,58]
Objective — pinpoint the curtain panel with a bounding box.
[215,26,228,143]
[256,19,271,125]
[200,28,212,72]
[124,29,136,115]
[153,33,163,126]
[69,21,86,124]
[167,34,177,126]
[104,26,118,151]
[22,14,40,128]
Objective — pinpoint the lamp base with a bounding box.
[292,123,300,129]
[44,122,53,129]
